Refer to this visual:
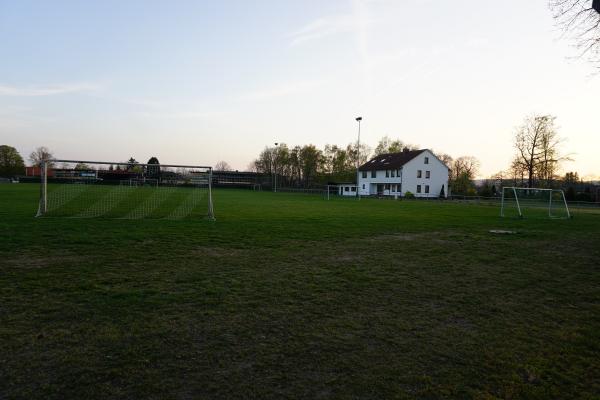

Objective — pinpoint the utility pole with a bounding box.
[355,117,362,199]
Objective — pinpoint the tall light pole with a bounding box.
[274,142,279,193]
[355,117,362,199]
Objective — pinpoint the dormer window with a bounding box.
[424,157,429,164]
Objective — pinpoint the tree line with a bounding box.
[1,112,595,200]
[243,137,481,193]
[0,145,54,178]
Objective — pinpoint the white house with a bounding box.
[357,149,449,198]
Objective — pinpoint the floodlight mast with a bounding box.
[274,142,279,193]
[355,117,362,200]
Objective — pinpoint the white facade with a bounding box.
[337,184,357,196]
[357,149,449,198]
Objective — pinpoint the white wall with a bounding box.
[338,185,357,196]
[358,170,403,195]
[400,150,449,198]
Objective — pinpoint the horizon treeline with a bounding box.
[246,136,482,192]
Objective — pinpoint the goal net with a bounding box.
[500,187,570,219]
[36,159,214,220]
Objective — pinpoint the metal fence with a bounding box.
[448,195,600,213]
[272,188,600,214]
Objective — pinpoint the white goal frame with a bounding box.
[37,159,215,220]
[500,186,570,219]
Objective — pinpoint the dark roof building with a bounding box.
[359,149,426,171]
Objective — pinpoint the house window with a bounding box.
[417,170,422,178]
[362,184,365,189]
[425,185,429,193]
[345,186,349,192]
[425,157,429,164]
[362,171,367,178]
[425,171,430,179]
[391,170,395,178]
[385,170,389,178]
[351,187,356,192]
[399,183,402,192]
[371,171,376,178]
[392,184,397,192]
[417,185,422,193]
[397,169,401,176]
[385,184,390,191]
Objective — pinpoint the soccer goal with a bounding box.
[500,187,570,219]
[36,159,214,220]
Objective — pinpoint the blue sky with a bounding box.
[1,0,599,178]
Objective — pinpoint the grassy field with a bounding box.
[1,184,599,399]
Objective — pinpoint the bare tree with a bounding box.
[346,141,371,168]
[374,136,418,156]
[246,161,258,172]
[29,146,54,167]
[452,156,480,182]
[432,151,453,174]
[214,161,232,171]
[550,0,600,67]
[514,115,570,188]
[509,158,527,186]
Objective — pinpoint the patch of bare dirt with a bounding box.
[369,231,453,244]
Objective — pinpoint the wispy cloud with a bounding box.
[135,110,228,119]
[289,14,359,46]
[289,1,375,98]
[239,80,323,101]
[0,83,100,97]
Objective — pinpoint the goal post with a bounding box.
[500,187,570,219]
[36,159,215,220]
[324,185,338,200]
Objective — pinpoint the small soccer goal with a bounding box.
[500,187,570,219]
[36,159,214,220]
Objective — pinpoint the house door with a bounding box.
[377,184,384,195]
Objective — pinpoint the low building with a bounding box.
[337,183,357,196]
[358,149,449,198]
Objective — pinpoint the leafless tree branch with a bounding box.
[550,0,600,68]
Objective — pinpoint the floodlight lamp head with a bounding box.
[355,117,362,121]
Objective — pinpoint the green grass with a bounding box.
[1,184,599,399]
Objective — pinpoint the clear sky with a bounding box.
[1,0,598,178]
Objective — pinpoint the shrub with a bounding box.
[404,191,415,199]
